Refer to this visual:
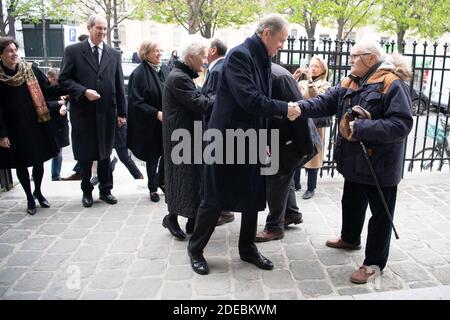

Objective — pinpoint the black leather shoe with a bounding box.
[27,199,37,215]
[82,193,93,208]
[186,218,195,234]
[33,191,50,208]
[162,215,186,240]
[216,211,235,226]
[302,190,315,199]
[99,194,118,205]
[240,251,274,270]
[283,214,303,228]
[188,251,209,275]
[150,192,160,203]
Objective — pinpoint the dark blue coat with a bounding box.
[203,34,288,212]
[201,58,224,124]
[298,69,413,186]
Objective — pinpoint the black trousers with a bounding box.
[79,158,112,195]
[265,171,301,232]
[341,180,397,270]
[146,155,164,193]
[115,146,142,179]
[188,201,258,257]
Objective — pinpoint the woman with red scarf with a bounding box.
[0,37,59,215]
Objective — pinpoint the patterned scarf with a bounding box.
[146,60,162,73]
[0,60,50,123]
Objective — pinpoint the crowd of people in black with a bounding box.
[0,13,414,285]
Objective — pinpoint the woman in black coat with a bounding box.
[127,40,170,202]
[0,37,59,215]
[162,40,214,240]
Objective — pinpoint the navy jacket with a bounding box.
[201,58,224,124]
[203,34,288,212]
[298,68,413,186]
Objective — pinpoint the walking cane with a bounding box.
[359,140,400,240]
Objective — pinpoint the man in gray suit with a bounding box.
[59,14,126,208]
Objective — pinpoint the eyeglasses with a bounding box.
[350,53,371,60]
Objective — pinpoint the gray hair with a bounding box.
[87,14,106,28]
[255,13,289,35]
[181,36,209,61]
[210,39,228,57]
[138,40,159,61]
[353,38,385,62]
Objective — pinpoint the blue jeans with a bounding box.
[51,149,62,180]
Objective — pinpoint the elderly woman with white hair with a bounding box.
[161,38,214,240]
[127,40,170,203]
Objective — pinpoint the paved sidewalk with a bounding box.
[0,155,449,299]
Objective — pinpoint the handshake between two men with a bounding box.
[287,102,301,121]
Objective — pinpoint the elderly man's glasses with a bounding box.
[350,53,371,60]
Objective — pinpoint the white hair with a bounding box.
[180,35,209,61]
[255,13,289,35]
[353,38,385,62]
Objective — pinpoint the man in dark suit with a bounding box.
[59,14,126,208]
[200,39,235,227]
[187,14,301,275]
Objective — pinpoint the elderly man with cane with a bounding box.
[293,39,413,284]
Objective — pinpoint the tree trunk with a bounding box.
[106,18,112,46]
[200,21,212,39]
[303,12,317,60]
[188,0,201,34]
[397,29,406,53]
[106,0,112,46]
[336,18,345,40]
[0,0,6,36]
[42,15,48,64]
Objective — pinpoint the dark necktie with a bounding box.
[93,46,99,67]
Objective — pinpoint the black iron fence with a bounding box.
[273,37,450,176]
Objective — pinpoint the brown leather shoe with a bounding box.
[255,229,284,242]
[61,173,81,181]
[325,238,361,250]
[350,265,376,284]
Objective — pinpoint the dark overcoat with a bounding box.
[270,63,321,174]
[299,66,413,186]
[162,61,214,218]
[203,34,288,213]
[0,63,59,168]
[201,58,224,124]
[58,40,126,161]
[127,62,170,161]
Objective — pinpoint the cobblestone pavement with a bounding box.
[0,160,449,299]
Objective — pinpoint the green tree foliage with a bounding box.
[377,0,450,51]
[74,0,147,46]
[271,0,330,51]
[327,0,376,40]
[148,0,262,38]
[0,0,35,36]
